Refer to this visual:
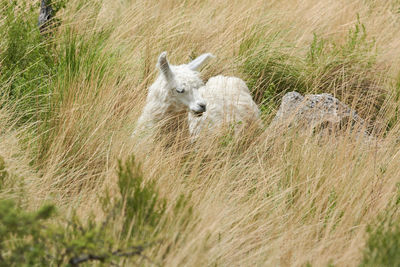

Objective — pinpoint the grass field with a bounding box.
[0,0,399,266]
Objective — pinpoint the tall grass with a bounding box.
[0,0,400,265]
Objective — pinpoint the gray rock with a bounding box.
[271,91,365,133]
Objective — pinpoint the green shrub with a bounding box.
[0,200,56,266]
[116,156,166,241]
[0,198,155,266]
[360,184,400,266]
[110,156,194,262]
[0,156,171,266]
[360,215,400,266]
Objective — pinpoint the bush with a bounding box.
[0,156,172,266]
[0,200,56,266]
[115,156,166,240]
[360,184,400,266]
[0,198,155,266]
[360,215,400,266]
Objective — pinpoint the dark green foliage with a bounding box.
[0,200,55,266]
[48,0,68,15]
[0,198,152,266]
[360,215,400,266]
[360,185,400,267]
[0,156,191,265]
[0,156,6,188]
[117,156,166,240]
[54,155,172,265]
[0,156,172,266]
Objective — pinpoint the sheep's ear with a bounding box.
[187,53,215,71]
[157,51,174,82]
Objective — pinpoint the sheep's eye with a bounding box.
[176,88,185,93]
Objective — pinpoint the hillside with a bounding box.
[0,0,399,265]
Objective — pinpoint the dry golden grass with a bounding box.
[1,0,400,265]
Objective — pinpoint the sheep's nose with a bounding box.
[199,103,206,112]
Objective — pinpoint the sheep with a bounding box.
[188,75,261,140]
[132,51,214,137]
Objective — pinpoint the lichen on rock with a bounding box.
[271,91,365,134]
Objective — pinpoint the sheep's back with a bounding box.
[189,75,260,138]
[201,76,259,123]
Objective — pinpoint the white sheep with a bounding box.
[132,51,214,137]
[188,75,261,139]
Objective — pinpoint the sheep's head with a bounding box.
[157,51,214,116]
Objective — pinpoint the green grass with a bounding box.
[360,189,400,267]
[0,1,57,124]
[238,18,386,122]
[239,30,309,115]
